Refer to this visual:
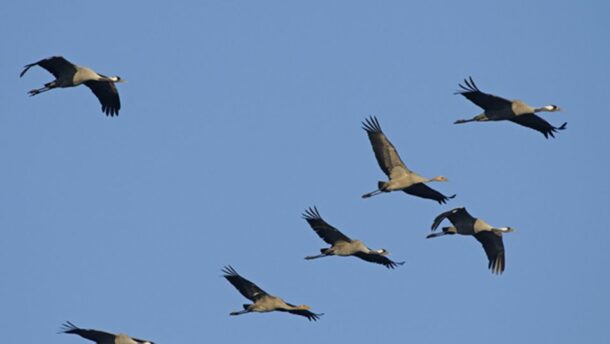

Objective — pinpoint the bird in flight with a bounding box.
[222,265,323,321]
[361,116,455,203]
[59,321,154,344]
[302,206,405,269]
[454,77,566,138]
[427,207,514,274]
[21,56,125,116]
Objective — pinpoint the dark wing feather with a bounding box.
[283,304,324,321]
[432,207,476,230]
[455,77,512,111]
[431,208,459,231]
[302,207,351,245]
[21,56,76,79]
[403,183,455,204]
[509,114,567,138]
[352,252,405,269]
[84,80,121,116]
[59,321,116,343]
[222,266,268,302]
[473,232,506,274]
[362,116,411,176]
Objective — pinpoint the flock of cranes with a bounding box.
[21,56,566,338]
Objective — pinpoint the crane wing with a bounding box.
[20,56,77,79]
[302,207,351,245]
[431,207,476,230]
[222,266,269,302]
[431,208,458,230]
[455,77,512,111]
[473,231,506,274]
[282,304,323,321]
[509,114,567,138]
[59,321,116,343]
[352,252,405,269]
[362,116,411,179]
[84,79,121,116]
[403,183,455,204]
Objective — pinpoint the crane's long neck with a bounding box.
[288,304,310,311]
[419,176,445,183]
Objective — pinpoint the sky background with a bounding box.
[1,1,609,343]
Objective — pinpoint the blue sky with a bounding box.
[1,1,609,343]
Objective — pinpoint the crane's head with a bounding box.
[432,176,448,182]
[493,226,514,234]
[541,105,562,112]
[375,248,390,256]
[109,76,126,83]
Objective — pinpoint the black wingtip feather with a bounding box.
[455,77,479,95]
[302,206,322,220]
[386,260,406,269]
[222,265,239,277]
[58,321,79,334]
[544,122,567,139]
[437,194,457,204]
[362,115,382,134]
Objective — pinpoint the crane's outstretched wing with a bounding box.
[84,79,121,116]
[222,266,269,302]
[509,114,567,138]
[473,231,506,274]
[362,116,411,179]
[431,207,475,231]
[352,252,405,269]
[302,207,351,245]
[403,183,455,204]
[282,304,324,321]
[59,321,116,343]
[20,56,76,79]
[455,77,512,111]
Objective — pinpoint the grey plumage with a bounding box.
[222,266,323,321]
[361,116,455,203]
[454,77,566,138]
[21,56,124,116]
[427,207,513,274]
[302,207,405,269]
[59,321,154,344]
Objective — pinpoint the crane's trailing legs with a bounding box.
[305,248,332,260]
[361,189,383,198]
[454,113,489,124]
[362,181,388,198]
[28,82,57,96]
[426,226,457,238]
[230,305,252,316]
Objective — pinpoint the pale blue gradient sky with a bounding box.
[1,1,609,343]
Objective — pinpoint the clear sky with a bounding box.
[1,1,609,343]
